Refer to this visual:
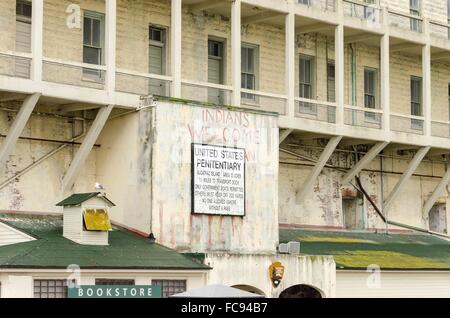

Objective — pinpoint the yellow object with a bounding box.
[83,209,112,231]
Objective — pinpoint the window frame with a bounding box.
[149,24,167,76]
[240,42,259,103]
[33,279,68,299]
[410,76,423,131]
[152,279,187,298]
[82,10,105,81]
[363,67,379,123]
[299,54,316,115]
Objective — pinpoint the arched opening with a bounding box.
[231,285,265,296]
[279,284,323,298]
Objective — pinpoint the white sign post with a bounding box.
[192,144,246,216]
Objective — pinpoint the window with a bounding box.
[411,76,423,130]
[83,11,104,79]
[208,38,225,104]
[16,0,32,20]
[299,55,316,114]
[34,280,68,298]
[327,62,335,103]
[297,0,311,5]
[364,68,378,121]
[152,280,186,298]
[410,0,421,32]
[83,208,112,231]
[149,26,167,95]
[363,0,377,22]
[95,279,135,285]
[15,0,32,78]
[241,44,258,102]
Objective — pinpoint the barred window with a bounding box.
[34,280,68,298]
[152,280,186,298]
[95,279,135,285]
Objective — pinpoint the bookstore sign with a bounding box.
[191,144,245,216]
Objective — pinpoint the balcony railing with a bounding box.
[388,10,423,33]
[390,113,425,135]
[0,51,32,79]
[116,69,172,97]
[240,89,287,115]
[429,20,450,41]
[42,58,106,89]
[295,0,336,12]
[344,105,383,129]
[431,120,450,138]
[295,97,337,123]
[343,0,381,24]
[181,80,232,106]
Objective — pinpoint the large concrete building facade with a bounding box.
[1,0,450,298]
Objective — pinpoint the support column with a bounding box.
[31,0,43,82]
[0,93,41,168]
[105,0,117,95]
[296,136,342,204]
[285,12,295,117]
[342,142,388,185]
[171,0,182,97]
[380,33,390,134]
[231,0,241,107]
[62,105,114,191]
[422,43,432,137]
[423,166,450,217]
[383,146,430,214]
[335,24,345,128]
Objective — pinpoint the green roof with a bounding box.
[280,228,450,271]
[0,214,209,270]
[56,193,115,207]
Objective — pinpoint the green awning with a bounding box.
[280,228,450,270]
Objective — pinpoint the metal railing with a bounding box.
[388,9,423,33]
[116,69,172,97]
[295,0,336,12]
[295,97,337,123]
[0,51,32,79]
[344,105,383,129]
[343,0,381,24]
[390,113,425,135]
[181,80,232,106]
[42,57,106,89]
[241,89,287,115]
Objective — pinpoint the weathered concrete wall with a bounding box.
[151,101,279,253]
[96,109,153,235]
[205,253,336,298]
[279,142,450,233]
[0,106,96,213]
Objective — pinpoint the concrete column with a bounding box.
[171,0,182,97]
[105,0,117,95]
[335,23,345,128]
[231,0,241,106]
[285,12,295,117]
[31,0,43,82]
[422,43,432,137]
[380,19,390,134]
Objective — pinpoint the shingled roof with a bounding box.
[0,213,209,270]
[280,228,450,271]
[56,193,115,207]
